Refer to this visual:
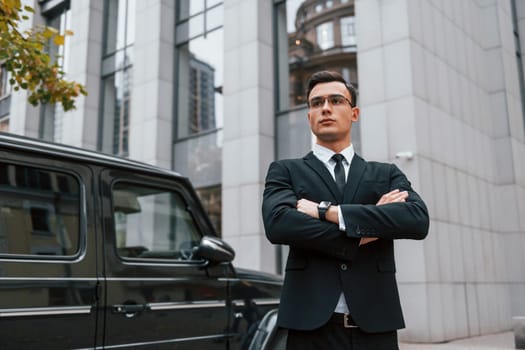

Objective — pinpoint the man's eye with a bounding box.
[311,99,323,107]
[330,96,344,105]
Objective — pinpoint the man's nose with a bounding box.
[321,98,331,110]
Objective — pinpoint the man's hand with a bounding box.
[360,189,409,246]
[296,198,319,219]
[376,189,408,206]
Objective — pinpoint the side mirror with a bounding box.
[193,236,235,264]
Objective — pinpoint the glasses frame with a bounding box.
[307,94,354,109]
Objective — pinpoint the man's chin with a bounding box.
[316,133,341,142]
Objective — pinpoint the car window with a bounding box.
[112,182,202,261]
[0,162,81,257]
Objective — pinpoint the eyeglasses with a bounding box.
[308,94,354,109]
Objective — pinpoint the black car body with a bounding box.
[0,133,283,349]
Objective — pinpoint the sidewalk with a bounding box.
[400,332,516,350]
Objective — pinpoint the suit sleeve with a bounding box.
[262,161,359,261]
[340,164,429,240]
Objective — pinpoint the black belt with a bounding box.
[330,313,359,328]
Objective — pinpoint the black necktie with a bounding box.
[332,154,346,194]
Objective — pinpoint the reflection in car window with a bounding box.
[112,183,202,261]
[0,162,80,257]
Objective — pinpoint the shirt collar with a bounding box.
[313,143,355,165]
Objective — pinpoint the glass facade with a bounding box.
[174,0,224,235]
[275,0,360,158]
[100,0,136,157]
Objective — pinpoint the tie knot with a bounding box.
[332,154,345,164]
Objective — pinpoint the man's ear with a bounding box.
[351,107,360,122]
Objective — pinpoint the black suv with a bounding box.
[0,133,283,350]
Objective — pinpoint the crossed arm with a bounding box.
[262,161,429,260]
[296,189,409,246]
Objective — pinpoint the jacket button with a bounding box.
[341,263,348,271]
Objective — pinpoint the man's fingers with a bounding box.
[359,237,378,246]
[376,189,408,205]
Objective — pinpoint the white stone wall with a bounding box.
[60,0,103,150]
[221,0,276,272]
[128,0,174,169]
[356,0,525,342]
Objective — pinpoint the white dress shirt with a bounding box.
[312,143,354,314]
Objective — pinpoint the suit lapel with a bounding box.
[344,154,366,202]
[303,152,342,201]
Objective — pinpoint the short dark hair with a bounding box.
[306,71,357,107]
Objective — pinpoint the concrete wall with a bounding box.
[221,0,276,272]
[356,0,525,342]
[128,0,174,168]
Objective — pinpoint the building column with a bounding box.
[60,0,103,150]
[128,0,175,168]
[222,0,276,272]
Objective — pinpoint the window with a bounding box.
[0,65,9,99]
[100,0,135,156]
[113,182,202,260]
[341,16,356,47]
[275,0,359,114]
[0,163,81,257]
[316,22,334,50]
[175,0,223,138]
[174,0,224,234]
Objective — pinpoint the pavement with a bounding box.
[399,332,517,350]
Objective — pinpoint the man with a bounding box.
[262,71,429,349]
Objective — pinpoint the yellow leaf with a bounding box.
[65,30,74,36]
[53,34,64,46]
[42,27,58,39]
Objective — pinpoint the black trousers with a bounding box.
[285,315,398,350]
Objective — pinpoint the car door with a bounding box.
[100,168,231,349]
[0,153,101,349]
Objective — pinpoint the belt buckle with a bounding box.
[343,314,358,328]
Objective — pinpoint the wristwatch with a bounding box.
[318,201,332,221]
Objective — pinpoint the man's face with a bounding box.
[307,81,359,147]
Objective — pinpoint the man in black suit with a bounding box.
[262,71,429,349]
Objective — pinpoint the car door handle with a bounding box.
[112,304,145,318]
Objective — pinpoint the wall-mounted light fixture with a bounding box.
[395,151,414,160]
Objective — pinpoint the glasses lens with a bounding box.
[310,97,323,108]
[309,95,350,108]
[329,95,345,105]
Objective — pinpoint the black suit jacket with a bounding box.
[262,152,429,333]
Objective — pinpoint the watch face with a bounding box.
[319,201,331,209]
